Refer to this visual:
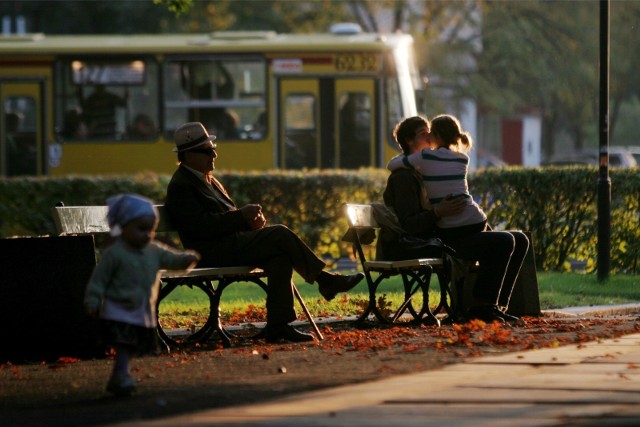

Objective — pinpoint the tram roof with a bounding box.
[0,31,414,55]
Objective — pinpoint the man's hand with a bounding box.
[240,204,266,229]
[434,195,466,218]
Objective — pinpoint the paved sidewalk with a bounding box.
[112,307,640,427]
[543,302,640,318]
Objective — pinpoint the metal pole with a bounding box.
[597,0,611,281]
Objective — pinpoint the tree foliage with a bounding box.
[155,0,350,33]
[471,1,599,157]
[0,0,176,33]
[413,0,639,158]
[415,0,484,114]
[154,0,193,16]
[468,0,639,156]
[609,0,640,141]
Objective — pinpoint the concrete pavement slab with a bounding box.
[543,304,640,317]
[111,333,640,426]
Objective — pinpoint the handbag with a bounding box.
[369,202,455,260]
[387,234,454,260]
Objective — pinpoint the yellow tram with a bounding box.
[0,27,421,176]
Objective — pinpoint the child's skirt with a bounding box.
[101,320,160,356]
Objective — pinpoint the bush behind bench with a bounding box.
[1,166,638,273]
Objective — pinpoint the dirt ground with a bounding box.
[1,314,639,427]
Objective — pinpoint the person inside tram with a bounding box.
[189,62,238,140]
[127,113,157,139]
[252,110,267,139]
[61,109,89,140]
[5,112,21,175]
[339,93,370,169]
[78,84,128,138]
[5,111,36,176]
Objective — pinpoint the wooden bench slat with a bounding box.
[364,258,444,270]
[160,267,264,279]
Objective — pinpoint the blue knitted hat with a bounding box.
[106,193,158,236]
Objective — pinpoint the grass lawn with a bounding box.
[158,271,640,327]
[536,272,640,308]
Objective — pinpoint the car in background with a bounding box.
[545,146,638,168]
[625,146,640,165]
[475,148,507,169]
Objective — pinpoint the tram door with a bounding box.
[279,78,376,169]
[0,80,45,176]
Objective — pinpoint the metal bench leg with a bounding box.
[157,279,227,348]
[207,280,234,347]
[432,267,455,316]
[419,270,441,326]
[394,269,440,326]
[392,271,423,323]
[356,272,390,323]
[292,283,323,341]
[356,270,376,322]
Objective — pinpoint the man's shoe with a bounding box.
[106,374,136,397]
[466,305,505,324]
[265,323,314,343]
[317,271,365,301]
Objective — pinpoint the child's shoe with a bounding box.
[106,374,136,397]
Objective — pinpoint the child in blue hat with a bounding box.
[84,194,200,397]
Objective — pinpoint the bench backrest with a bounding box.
[52,205,174,235]
[345,203,379,229]
[344,203,381,265]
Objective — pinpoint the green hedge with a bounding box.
[471,166,640,273]
[0,170,386,262]
[1,167,638,273]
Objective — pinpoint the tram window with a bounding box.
[163,58,266,141]
[55,58,159,141]
[3,97,37,176]
[284,94,317,169]
[339,92,371,169]
[385,77,403,149]
[285,95,316,130]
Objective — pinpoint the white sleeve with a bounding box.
[387,155,412,171]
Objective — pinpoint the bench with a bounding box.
[344,203,455,326]
[52,203,323,348]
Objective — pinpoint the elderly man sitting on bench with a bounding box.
[165,122,364,343]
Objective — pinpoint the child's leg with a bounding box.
[107,343,136,396]
[113,343,133,378]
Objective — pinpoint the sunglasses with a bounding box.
[189,146,217,156]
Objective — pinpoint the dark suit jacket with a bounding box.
[382,168,439,240]
[165,165,251,266]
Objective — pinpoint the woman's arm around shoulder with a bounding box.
[387,154,416,172]
[383,169,438,236]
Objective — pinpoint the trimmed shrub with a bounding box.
[1,166,638,273]
[471,166,640,273]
